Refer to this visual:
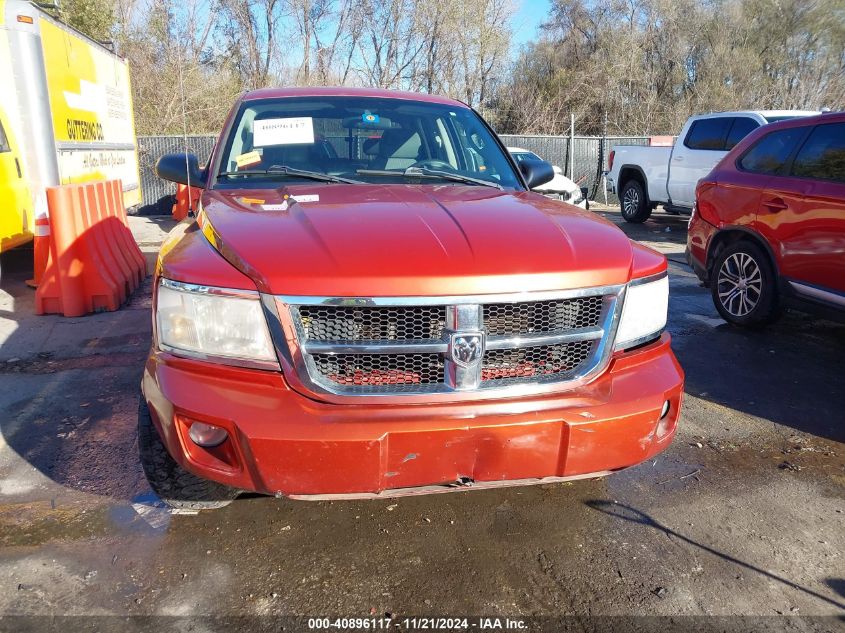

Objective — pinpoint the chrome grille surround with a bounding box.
[264,285,625,401]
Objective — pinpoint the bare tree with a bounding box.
[495,0,844,135]
[221,0,284,89]
[108,0,844,136]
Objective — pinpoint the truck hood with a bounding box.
[200,184,635,296]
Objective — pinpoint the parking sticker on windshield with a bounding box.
[235,151,262,168]
[253,117,314,146]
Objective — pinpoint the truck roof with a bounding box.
[692,110,819,119]
[745,110,845,129]
[242,86,467,107]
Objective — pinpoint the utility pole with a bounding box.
[602,110,608,206]
[568,113,575,180]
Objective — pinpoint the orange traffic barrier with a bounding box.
[25,216,51,288]
[35,180,148,317]
[172,184,202,221]
[104,180,146,284]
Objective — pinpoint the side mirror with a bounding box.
[155,153,207,188]
[519,159,555,189]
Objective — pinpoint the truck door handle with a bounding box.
[762,197,788,211]
[673,156,683,162]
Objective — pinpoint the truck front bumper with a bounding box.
[142,334,684,499]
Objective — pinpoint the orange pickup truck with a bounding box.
[142,87,684,509]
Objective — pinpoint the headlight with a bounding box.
[615,275,668,350]
[156,279,278,367]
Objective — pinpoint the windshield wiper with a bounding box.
[218,164,362,184]
[357,166,503,190]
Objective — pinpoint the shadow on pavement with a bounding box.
[585,499,845,612]
[0,232,156,504]
[132,194,175,217]
[674,310,845,443]
[826,578,845,599]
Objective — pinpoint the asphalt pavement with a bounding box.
[0,207,842,632]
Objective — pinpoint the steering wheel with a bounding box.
[410,159,455,171]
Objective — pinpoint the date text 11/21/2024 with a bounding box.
[307,617,528,630]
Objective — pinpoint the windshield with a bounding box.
[510,151,541,163]
[215,96,521,189]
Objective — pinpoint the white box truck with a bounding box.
[0,0,140,265]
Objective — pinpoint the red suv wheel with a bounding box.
[711,241,781,327]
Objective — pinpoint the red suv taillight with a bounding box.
[608,150,615,171]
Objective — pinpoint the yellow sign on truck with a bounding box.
[0,0,141,261]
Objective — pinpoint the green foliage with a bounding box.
[58,0,116,43]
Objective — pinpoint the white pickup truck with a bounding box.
[606,110,819,222]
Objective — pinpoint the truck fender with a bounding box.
[617,164,651,205]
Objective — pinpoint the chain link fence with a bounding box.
[136,133,650,213]
[499,135,650,204]
[137,135,217,214]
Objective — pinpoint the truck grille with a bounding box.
[312,353,445,388]
[283,288,622,397]
[298,305,446,342]
[482,340,595,384]
[484,296,604,336]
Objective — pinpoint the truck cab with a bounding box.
[607,111,819,223]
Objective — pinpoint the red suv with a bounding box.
[688,112,845,326]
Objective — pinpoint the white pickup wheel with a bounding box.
[620,180,651,223]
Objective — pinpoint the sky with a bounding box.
[166,0,552,69]
[511,0,552,56]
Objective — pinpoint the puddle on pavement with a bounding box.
[0,491,189,548]
[0,501,116,547]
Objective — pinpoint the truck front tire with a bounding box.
[620,180,651,223]
[138,394,239,510]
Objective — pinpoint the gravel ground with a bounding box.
[0,208,842,632]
